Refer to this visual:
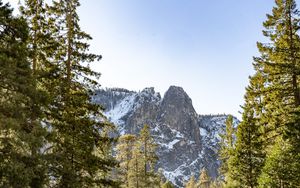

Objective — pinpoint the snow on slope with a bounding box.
[104,94,135,125]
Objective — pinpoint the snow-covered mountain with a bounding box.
[92,86,239,187]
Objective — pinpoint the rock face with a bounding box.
[92,86,239,187]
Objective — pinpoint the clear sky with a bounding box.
[6,0,300,119]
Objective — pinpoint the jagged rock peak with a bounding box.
[162,85,195,114]
[139,87,161,100]
[92,86,240,187]
[141,87,155,94]
[164,86,189,98]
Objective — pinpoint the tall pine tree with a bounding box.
[125,125,159,188]
[197,168,210,188]
[19,1,62,186]
[44,0,116,187]
[253,0,300,146]
[229,75,265,188]
[128,138,143,188]
[249,0,300,186]
[19,0,117,186]
[116,134,136,188]
[0,1,47,187]
[231,0,300,186]
[218,115,235,181]
[138,124,159,187]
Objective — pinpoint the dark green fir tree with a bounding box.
[250,0,300,186]
[0,1,47,187]
[19,0,117,186]
[230,76,265,188]
[231,0,300,187]
[41,0,118,187]
[258,137,300,187]
[253,0,300,146]
[218,115,236,181]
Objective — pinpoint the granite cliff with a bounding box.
[92,86,239,187]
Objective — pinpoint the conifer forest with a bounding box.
[0,0,300,187]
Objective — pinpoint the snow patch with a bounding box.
[171,129,184,138]
[163,164,187,187]
[165,139,180,150]
[104,94,136,125]
[200,127,208,137]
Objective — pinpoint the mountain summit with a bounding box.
[93,86,239,187]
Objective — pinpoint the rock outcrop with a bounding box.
[92,86,239,187]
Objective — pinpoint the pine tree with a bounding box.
[19,0,58,74]
[18,0,118,186]
[19,1,63,186]
[230,82,265,188]
[230,1,300,186]
[157,168,166,187]
[19,1,72,186]
[253,0,300,146]
[128,139,143,188]
[258,138,300,187]
[218,115,240,187]
[241,0,300,186]
[209,179,224,188]
[185,175,196,188]
[0,1,47,186]
[197,168,210,188]
[126,125,159,188]
[161,181,175,188]
[139,124,159,187]
[46,0,116,186]
[116,134,136,187]
[218,115,236,182]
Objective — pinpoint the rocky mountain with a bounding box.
[92,86,239,187]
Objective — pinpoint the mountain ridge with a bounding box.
[92,86,239,187]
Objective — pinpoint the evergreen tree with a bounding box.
[230,83,265,188]
[253,0,300,146]
[128,138,143,188]
[116,134,136,188]
[238,0,300,186]
[258,138,300,187]
[218,115,241,187]
[19,1,62,186]
[0,1,47,187]
[197,168,210,188]
[139,124,159,187]
[19,0,58,75]
[18,0,117,186]
[127,125,159,188]
[157,168,167,187]
[47,0,116,186]
[161,181,175,188]
[218,115,236,182]
[230,1,300,186]
[185,175,196,188]
[209,179,224,188]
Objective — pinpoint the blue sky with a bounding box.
[7,0,300,118]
